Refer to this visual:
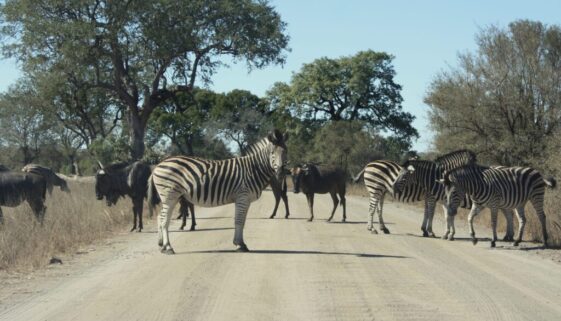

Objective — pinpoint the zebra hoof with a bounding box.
[190,226,196,231]
[472,238,478,245]
[382,227,390,234]
[307,218,313,222]
[371,229,378,235]
[513,241,520,247]
[269,215,275,219]
[285,215,289,219]
[236,244,250,252]
[137,228,142,233]
[158,240,163,247]
[160,246,175,255]
[130,227,136,232]
[448,236,455,241]
[429,232,436,238]
[491,241,496,248]
[179,226,185,231]
[342,218,346,223]
[422,231,429,237]
[442,234,449,240]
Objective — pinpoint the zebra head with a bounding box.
[438,171,464,216]
[267,130,289,181]
[393,161,416,194]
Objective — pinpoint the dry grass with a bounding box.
[0,179,132,271]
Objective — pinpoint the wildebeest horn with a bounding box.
[97,161,104,170]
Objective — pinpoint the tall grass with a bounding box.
[0,179,133,271]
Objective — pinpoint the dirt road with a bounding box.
[1,191,560,321]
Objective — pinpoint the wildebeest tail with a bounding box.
[352,168,365,183]
[147,174,161,218]
[544,176,556,189]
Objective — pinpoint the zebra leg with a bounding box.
[367,192,378,232]
[159,196,179,254]
[530,198,548,248]
[468,205,482,245]
[448,209,456,241]
[502,209,515,242]
[513,206,526,247]
[178,197,190,230]
[306,194,315,222]
[327,191,339,222]
[425,197,436,237]
[490,208,498,248]
[378,195,390,234]
[421,198,430,237]
[233,195,251,252]
[442,204,450,240]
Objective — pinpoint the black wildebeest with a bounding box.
[22,164,70,195]
[95,161,152,232]
[291,163,347,222]
[0,170,47,224]
[268,176,290,219]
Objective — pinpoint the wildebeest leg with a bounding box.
[269,183,281,219]
[28,199,46,225]
[0,207,4,224]
[378,195,390,234]
[132,198,143,232]
[306,193,315,222]
[490,208,498,248]
[340,192,346,222]
[502,209,515,242]
[468,205,483,245]
[327,191,339,222]
[189,202,196,231]
[281,188,290,219]
[513,206,526,247]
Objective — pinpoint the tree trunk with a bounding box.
[129,111,146,160]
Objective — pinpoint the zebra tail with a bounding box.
[146,175,161,218]
[352,169,365,183]
[544,176,556,189]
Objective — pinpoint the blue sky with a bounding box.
[1,0,560,151]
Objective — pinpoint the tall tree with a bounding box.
[1,0,290,159]
[267,50,418,144]
[427,20,561,167]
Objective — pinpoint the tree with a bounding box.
[1,0,290,159]
[267,50,418,144]
[208,90,270,154]
[427,20,561,167]
[0,80,55,164]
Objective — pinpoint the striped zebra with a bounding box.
[354,160,426,235]
[147,130,288,254]
[21,164,70,195]
[441,164,555,247]
[394,154,515,241]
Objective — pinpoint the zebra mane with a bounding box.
[243,129,287,156]
[434,149,476,171]
[443,163,489,183]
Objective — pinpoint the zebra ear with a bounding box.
[267,132,277,144]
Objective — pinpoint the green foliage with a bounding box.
[88,135,130,165]
[1,0,290,159]
[267,50,418,144]
[427,20,561,169]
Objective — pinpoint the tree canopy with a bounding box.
[427,20,561,167]
[0,0,290,159]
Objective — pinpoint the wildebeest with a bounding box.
[175,198,196,231]
[22,164,70,195]
[268,176,290,219]
[292,163,347,222]
[0,171,47,224]
[95,161,152,232]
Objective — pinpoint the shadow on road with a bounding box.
[141,227,234,234]
[179,249,409,259]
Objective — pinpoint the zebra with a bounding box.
[440,164,555,247]
[147,130,289,254]
[21,164,70,195]
[353,160,426,235]
[393,151,515,241]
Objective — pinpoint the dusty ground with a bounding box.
[1,191,561,321]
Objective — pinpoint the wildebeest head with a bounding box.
[267,130,289,181]
[95,161,122,206]
[291,163,316,193]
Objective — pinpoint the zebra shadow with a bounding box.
[141,227,234,234]
[178,249,409,259]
